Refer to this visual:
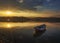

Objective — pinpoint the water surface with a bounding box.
[0,22,60,43]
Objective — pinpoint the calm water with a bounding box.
[0,22,60,43]
[0,22,60,28]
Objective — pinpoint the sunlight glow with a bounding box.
[5,11,13,15]
[7,24,11,28]
[0,10,51,17]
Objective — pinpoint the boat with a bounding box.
[33,24,46,37]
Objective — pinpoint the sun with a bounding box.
[5,11,13,15]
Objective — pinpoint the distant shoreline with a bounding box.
[0,17,60,23]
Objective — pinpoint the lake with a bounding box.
[0,22,60,43]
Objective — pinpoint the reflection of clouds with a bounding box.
[0,22,60,29]
[0,22,45,28]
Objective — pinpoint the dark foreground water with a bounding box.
[0,22,60,43]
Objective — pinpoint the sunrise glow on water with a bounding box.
[0,22,60,28]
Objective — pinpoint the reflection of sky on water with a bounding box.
[0,22,44,28]
[0,22,60,43]
[0,22,60,28]
[37,23,60,43]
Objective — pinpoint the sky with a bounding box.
[0,0,60,17]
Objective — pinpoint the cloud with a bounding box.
[46,0,50,2]
[17,0,23,3]
[40,10,60,17]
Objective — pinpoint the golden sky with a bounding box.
[0,10,60,17]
